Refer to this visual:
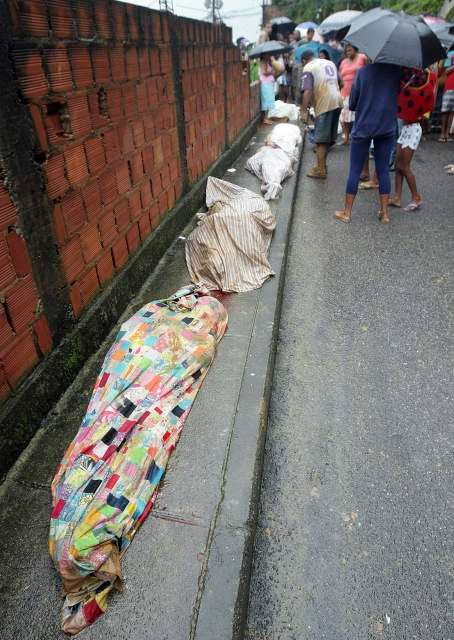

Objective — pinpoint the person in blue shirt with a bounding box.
[335,63,402,224]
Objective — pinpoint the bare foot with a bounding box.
[335,210,351,223]
[378,210,390,223]
[263,118,273,125]
[389,196,401,207]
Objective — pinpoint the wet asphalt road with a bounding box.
[246,138,454,640]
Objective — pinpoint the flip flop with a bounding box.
[358,181,378,190]
[403,201,422,211]
[335,211,351,223]
[438,137,448,142]
[389,199,401,208]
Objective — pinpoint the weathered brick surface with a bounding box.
[1,0,260,405]
[0,181,49,391]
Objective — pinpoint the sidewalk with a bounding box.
[0,127,303,640]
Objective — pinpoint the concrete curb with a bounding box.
[0,115,260,480]
[192,131,306,639]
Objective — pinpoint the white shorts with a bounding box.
[397,123,422,151]
[340,95,355,124]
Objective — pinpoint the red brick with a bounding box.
[126,223,140,254]
[149,202,160,230]
[159,48,171,74]
[75,0,95,39]
[88,90,109,129]
[110,47,126,83]
[0,183,17,231]
[47,0,75,39]
[44,46,73,93]
[129,152,144,185]
[107,87,122,121]
[0,365,11,401]
[138,211,151,241]
[7,231,32,277]
[28,104,48,152]
[61,191,86,235]
[12,47,48,99]
[138,48,150,77]
[112,1,127,40]
[118,123,134,155]
[84,137,106,176]
[67,95,92,138]
[33,315,52,355]
[158,191,168,217]
[19,0,49,37]
[136,83,147,113]
[169,157,180,182]
[166,185,176,209]
[69,282,83,317]
[0,304,14,351]
[60,236,85,283]
[140,180,152,209]
[150,172,162,198]
[98,211,117,253]
[98,171,117,205]
[80,221,102,264]
[91,47,111,85]
[126,47,139,80]
[143,114,155,142]
[103,128,121,161]
[52,203,66,245]
[153,137,164,166]
[115,162,130,195]
[94,0,111,38]
[96,250,115,285]
[126,4,140,41]
[128,190,142,221]
[132,120,145,148]
[112,235,128,269]
[79,267,99,305]
[64,145,89,186]
[160,164,171,190]
[69,46,93,89]
[149,48,160,75]
[0,253,15,293]
[114,198,130,232]
[142,145,154,175]
[122,83,137,118]
[1,329,39,388]
[81,180,102,220]
[5,275,39,333]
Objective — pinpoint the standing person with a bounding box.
[300,49,343,179]
[334,63,401,224]
[439,48,454,142]
[294,28,320,63]
[257,21,272,45]
[389,68,437,210]
[339,44,367,144]
[290,30,302,48]
[259,54,282,125]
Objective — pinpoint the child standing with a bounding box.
[260,55,282,125]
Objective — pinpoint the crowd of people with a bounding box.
[255,19,454,224]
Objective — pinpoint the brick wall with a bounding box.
[0,0,260,403]
[0,180,52,397]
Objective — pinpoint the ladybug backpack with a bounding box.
[397,70,437,123]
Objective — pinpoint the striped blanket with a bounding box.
[49,285,227,635]
[185,177,276,292]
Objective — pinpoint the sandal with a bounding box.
[358,180,378,190]
[438,137,448,142]
[335,211,351,223]
[378,210,390,223]
[403,201,422,211]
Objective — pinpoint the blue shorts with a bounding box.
[314,108,341,144]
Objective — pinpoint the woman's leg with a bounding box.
[373,135,394,223]
[335,137,371,222]
[398,146,421,206]
[440,112,449,141]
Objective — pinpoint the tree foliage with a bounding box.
[273,0,444,24]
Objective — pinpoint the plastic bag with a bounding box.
[245,146,294,200]
[268,100,300,121]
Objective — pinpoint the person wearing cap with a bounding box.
[300,49,343,178]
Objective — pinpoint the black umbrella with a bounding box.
[271,16,296,38]
[430,22,454,48]
[344,8,446,68]
[318,10,362,38]
[248,40,292,59]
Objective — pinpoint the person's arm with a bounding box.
[349,71,361,111]
[300,71,314,123]
[270,56,284,77]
